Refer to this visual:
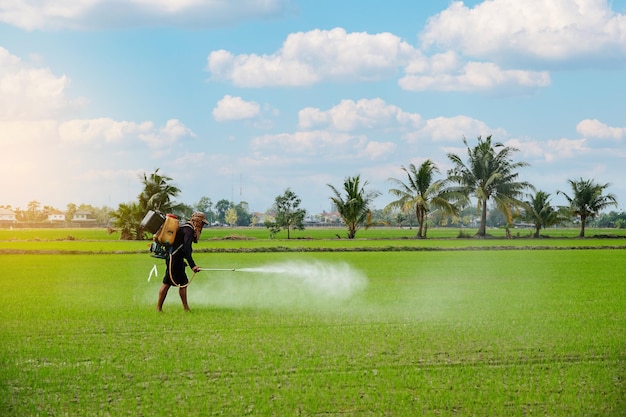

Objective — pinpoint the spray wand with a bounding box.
[148,265,240,283]
[197,268,239,272]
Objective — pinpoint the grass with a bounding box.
[1,227,625,254]
[0,231,625,416]
[2,225,626,242]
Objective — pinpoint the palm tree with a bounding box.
[328,175,381,239]
[385,160,461,238]
[447,135,532,237]
[523,190,566,238]
[557,178,618,237]
[138,168,182,214]
[111,202,142,240]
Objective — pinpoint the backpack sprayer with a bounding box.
[140,210,177,259]
[140,210,239,286]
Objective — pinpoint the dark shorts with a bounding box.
[162,258,189,286]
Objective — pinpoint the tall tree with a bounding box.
[446,136,532,237]
[557,178,618,237]
[65,203,77,224]
[138,168,182,214]
[194,196,214,223]
[215,199,232,225]
[385,160,461,239]
[523,190,566,238]
[265,189,306,238]
[225,207,238,227]
[234,202,252,226]
[111,169,182,240]
[328,175,380,239]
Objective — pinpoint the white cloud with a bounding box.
[208,28,416,87]
[57,118,195,149]
[420,0,626,63]
[361,141,396,160]
[208,26,555,93]
[138,119,196,148]
[0,0,293,30]
[543,138,589,161]
[404,115,505,143]
[512,137,590,162]
[59,118,153,145]
[298,98,421,131]
[252,130,373,160]
[251,129,396,165]
[576,119,625,140]
[400,60,550,92]
[172,152,208,170]
[0,47,85,120]
[213,95,261,122]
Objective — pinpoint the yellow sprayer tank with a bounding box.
[155,214,179,246]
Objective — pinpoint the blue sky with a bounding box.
[1,0,625,215]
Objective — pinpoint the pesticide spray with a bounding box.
[186,260,368,309]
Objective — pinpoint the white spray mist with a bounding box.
[189,260,368,309]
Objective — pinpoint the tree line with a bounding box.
[6,136,619,238]
[106,136,619,240]
[381,136,617,239]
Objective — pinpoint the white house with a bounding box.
[0,208,16,222]
[48,210,65,222]
[72,210,96,224]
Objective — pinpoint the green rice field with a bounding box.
[1,228,624,416]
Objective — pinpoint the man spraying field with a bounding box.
[156,212,209,312]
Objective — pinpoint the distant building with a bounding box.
[0,208,16,223]
[47,210,65,222]
[72,210,97,225]
[252,212,266,225]
[320,211,342,224]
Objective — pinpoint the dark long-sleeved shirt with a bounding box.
[172,223,196,270]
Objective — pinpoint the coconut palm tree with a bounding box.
[328,175,380,239]
[447,136,532,237]
[557,178,618,237]
[385,160,462,238]
[523,190,566,238]
[138,168,182,214]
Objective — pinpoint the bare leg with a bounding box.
[179,286,190,311]
[157,283,170,311]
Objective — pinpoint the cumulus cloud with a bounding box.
[58,118,153,145]
[207,26,556,93]
[576,119,625,140]
[298,98,421,131]
[0,0,293,30]
[420,0,626,63]
[7,117,194,150]
[252,131,360,155]
[213,95,261,121]
[208,28,416,87]
[400,59,551,92]
[0,47,84,120]
[298,99,506,146]
[362,141,396,160]
[511,137,590,162]
[138,119,196,148]
[251,130,397,161]
[404,115,505,143]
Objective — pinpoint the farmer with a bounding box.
[156,212,209,312]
